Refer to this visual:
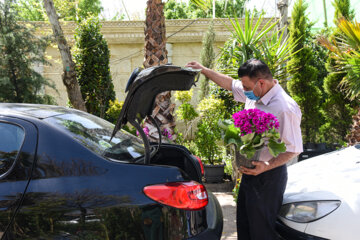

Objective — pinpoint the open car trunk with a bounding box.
[150,143,203,182]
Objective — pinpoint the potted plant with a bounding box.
[195,95,226,183]
[231,108,286,168]
[219,109,286,184]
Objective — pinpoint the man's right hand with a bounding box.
[185,60,234,91]
[185,61,206,72]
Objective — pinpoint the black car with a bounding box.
[0,65,223,239]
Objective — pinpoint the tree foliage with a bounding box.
[199,20,215,100]
[14,0,46,21]
[164,0,248,19]
[319,19,360,101]
[218,11,297,81]
[74,17,115,118]
[77,0,102,19]
[335,20,360,99]
[214,10,298,120]
[287,0,322,143]
[14,0,102,21]
[0,0,55,104]
[318,0,356,144]
[333,0,354,23]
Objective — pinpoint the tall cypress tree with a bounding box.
[0,0,55,104]
[333,0,354,21]
[287,0,322,143]
[320,0,356,144]
[74,17,115,118]
[199,20,215,100]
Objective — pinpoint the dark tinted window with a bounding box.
[44,111,145,162]
[0,122,25,176]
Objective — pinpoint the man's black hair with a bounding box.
[238,58,273,80]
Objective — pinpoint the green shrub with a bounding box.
[222,150,233,176]
[209,82,242,119]
[74,17,115,118]
[195,95,226,164]
[287,0,323,143]
[105,99,124,124]
[174,89,198,140]
[199,20,215,100]
[105,99,136,135]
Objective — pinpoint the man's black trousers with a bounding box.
[236,165,287,240]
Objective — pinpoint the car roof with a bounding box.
[0,103,82,119]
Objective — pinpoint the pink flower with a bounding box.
[136,127,150,137]
[162,128,173,140]
[232,109,280,135]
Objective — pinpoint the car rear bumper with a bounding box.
[276,220,329,240]
[187,191,223,240]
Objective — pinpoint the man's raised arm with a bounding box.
[185,61,234,91]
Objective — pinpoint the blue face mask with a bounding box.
[244,82,260,101]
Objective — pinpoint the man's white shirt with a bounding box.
[232,79,303,162]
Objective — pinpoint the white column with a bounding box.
[166,43,173,64]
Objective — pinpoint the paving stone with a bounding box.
[213,192,237,240]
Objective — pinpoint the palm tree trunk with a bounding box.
[43,0,86,111]
[347,108,360,145]
[143,0,176,141]
[144,0,168,68]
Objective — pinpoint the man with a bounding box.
[186,59,303,240]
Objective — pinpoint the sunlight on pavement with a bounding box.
[213,192,237,240]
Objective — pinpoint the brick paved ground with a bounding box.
[205,181,237,240]
[214,192,237,240]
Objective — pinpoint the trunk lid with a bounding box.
[110,65,200,164]
[112,65,199,133]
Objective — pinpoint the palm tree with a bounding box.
[141,0,218,141]
[143,0,168,68]
[319,18,360,144]
[142,0,173,141]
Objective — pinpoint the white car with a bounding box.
[276,145,360,240]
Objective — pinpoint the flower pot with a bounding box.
[204,164,225,183]
[235,148,263,169]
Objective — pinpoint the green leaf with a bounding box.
[264,129,279,138]
[189,0,211,11]
[240,143,256,159]
[218,119,233,130]
[252,138,264,148]
[252,134,261,144]
[225,126,242,145]
[241,132,255,143]
[268,139,286,157]
[218,120,242,146]
[227,138,239,146]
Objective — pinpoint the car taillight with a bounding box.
[143,181,208,210]
[194,155,204,175]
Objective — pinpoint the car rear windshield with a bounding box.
[44,111,145,162]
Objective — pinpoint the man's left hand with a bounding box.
[240,161,269,176]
